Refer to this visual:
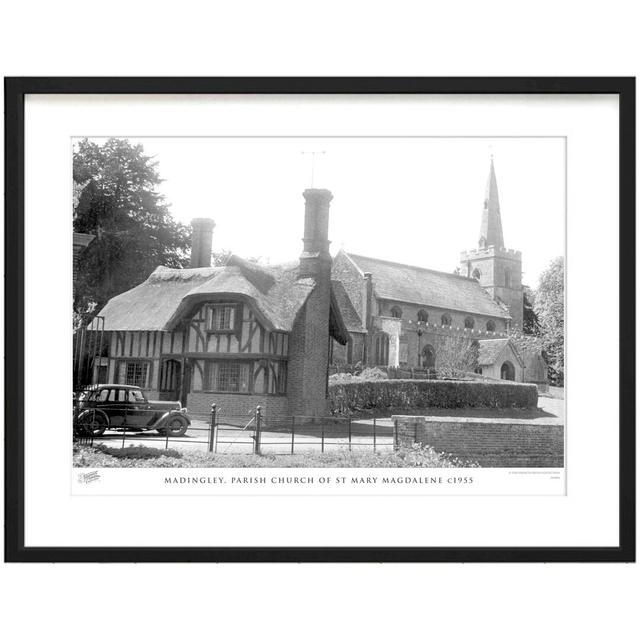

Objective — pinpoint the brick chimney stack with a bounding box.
[190,218,215,268]
[288,188,334,416]
[298,188,333,279]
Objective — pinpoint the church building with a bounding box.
[330,158,547,385]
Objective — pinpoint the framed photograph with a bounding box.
[4,77,635,562]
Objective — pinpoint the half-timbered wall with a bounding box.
[106,303,292,408]
[184,303,288,357]
[108,330,165,393]
[187,302,288,396]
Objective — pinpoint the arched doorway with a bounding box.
[500,360,516,381]
[422,344,436,372]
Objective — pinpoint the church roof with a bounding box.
[343,252,510,319]
[478,338,524,367]
[92,255,349,343]
[479,157,505,248]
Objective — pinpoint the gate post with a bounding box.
[254,405,262,455]
[208,403,217,453]
[291,416,295,455]
[393,418,399,451]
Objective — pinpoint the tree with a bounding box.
[522,285,540,335]
[73,138,191,315]
[534,256,564,386]
[435,334,479,377]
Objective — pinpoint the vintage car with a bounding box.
[74,384,191,437]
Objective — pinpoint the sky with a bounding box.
[89,136,565,288]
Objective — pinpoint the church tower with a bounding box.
[460,157,523,330]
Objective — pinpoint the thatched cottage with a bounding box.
[92,189,350,419]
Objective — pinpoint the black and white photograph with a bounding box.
[72,136,565,473]
[6,77,632,563]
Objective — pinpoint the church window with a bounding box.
[464,316,475,329]
[486,320,496,332]
[373,333,389,366]
[390,306,402,319]
[417,309,429,323]
[504,270,512,288]
[472,268,481,280]
[441,313,452,326]
[421,344,436,370]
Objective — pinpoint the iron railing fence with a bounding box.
[73,403,398,455]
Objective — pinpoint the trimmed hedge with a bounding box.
[328,379,538,415]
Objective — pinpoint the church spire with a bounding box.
[479,156,504,249]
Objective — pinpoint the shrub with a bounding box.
[328,379,538,415]
[328,366,388,386]
[95,444,182,459]
[359,367,388,381]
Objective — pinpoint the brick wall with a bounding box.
[288,278,331,416]
[393,415,564,468]
[187,391,288,424]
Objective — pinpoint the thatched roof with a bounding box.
[92,255,349,343]
[343,251,510,319]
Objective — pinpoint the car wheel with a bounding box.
[159,417,188,437]
[78,412,108,437]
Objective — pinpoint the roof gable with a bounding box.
[478,338,524,367]
[330,280,364,333]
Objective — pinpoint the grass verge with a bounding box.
[73,443,478,468]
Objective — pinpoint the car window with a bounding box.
[114,389,127,404]
[128,390,145,403]
[95,389,110,402]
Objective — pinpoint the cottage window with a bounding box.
[268,361,288,395]
[206,304,236,332]
[464,316,475,329]
[124,361,149,387]
[205,361,251,393]
[417,309,429,322]
[441,313,452,326]
[390,306,402,319]
[486,320,496,332]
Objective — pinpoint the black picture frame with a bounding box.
[4,77,635,563]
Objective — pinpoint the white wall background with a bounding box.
[1,2,638,640]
